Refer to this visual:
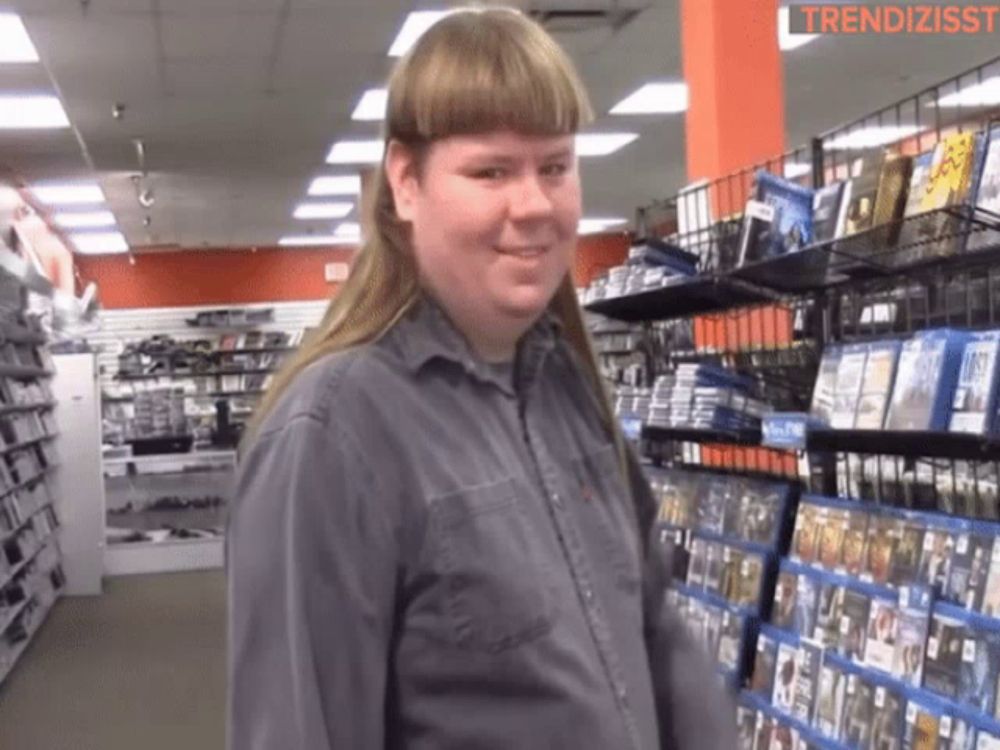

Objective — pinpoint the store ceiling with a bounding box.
[0,0,997,251]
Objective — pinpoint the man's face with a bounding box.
[389,129,581,330]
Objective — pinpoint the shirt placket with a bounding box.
[516,344,644,750]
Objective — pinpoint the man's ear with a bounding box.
[384,140,419,223]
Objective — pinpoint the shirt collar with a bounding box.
[392,293,563,395]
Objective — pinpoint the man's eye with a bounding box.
[472,167,505,180]
[541,163,568,177]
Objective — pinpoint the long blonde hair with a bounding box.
[249,8,626,466]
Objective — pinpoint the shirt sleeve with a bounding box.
[625,446,739,750]
[227,413,398,750]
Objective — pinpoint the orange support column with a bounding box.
[681,0,786,183]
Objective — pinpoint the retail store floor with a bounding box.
[0,571,225,750]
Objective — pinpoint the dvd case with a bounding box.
[840,589,872,661]
[885,329,968,432]
[773,571,798,630]
[793,640,824,722]
[841,672,875,748]
[894,586,933,688]
[814,660,847,738]
[793,504,822,564]
[773,641,800,712]
[832,344,869,429]
[871,683,905,750]
[856,340,902,430]
[904,698,943,750]
[795,574,820,637]
[865,598,901,673]
[841,510,871,577]
[811,346,843,425]
[949,331,1000,435]
[958,628,1000,716]
[923,612,966,698]
[815,582,847,649]
[892,517,928,587]
[918,528,956,597]
[866,516,903,585]
[751,631,779,698]
[947,532,993,608]
[818,507,849,571]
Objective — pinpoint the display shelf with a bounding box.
[585,275,773,323]
[215,346,294,355]
[0,533,54,593]
[729,244,844,292]
[0,598,30,638]
[0,434,57,457]
[102,449,236,469]
[806,427,1000,460]
[642,424,763,446]
[0,597,58,687]
[0,323,46,346]
[0,366,51,380]
[0,503,53,546]
[116,366,275,381]
[2,467,55,501]
[0,402,56,415]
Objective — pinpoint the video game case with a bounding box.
[949,331,1000,435]
[958,628,1000,717]
[841,509,871,577]
[793,640,824,722]
[795,574,820,638]
[865,598,901,673]
[751,631,779,697]
[903,698,943,750]
[818,506,849,570]
[811,345,843,425]
[773,641,800,713]
[815,582,846,649]
[871,683,905,750]
[832,343,869,429]
[839,588,872,662]
[923,613,967,699]
[894,586,933,688]
[856,340,903,430]
[792,504,822,564]
[841,671,875,748]
[885,329,969,432]
[918,527,956,597]
[946,531,993,607]
[892,517,928,586]
[865,515,902,586]
[813,660,847,738]
[773,571,798,630]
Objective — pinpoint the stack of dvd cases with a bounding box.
[648,467,796,688]
[647,364,768,432]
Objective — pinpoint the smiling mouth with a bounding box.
[495,246,548,258]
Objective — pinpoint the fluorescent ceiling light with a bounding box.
[824,125,922,150]
[53,210,117,229]
[352,88,388,121]
[610,83,688,115]
[308,175,362,196]
[579,217,627,235]
[32,183,105,205]
[334,222,361,238]
[783,162,811,179]
[778,6,819,51]
[326,139,384,164]
[293,202,354,220]
[0,14,39,63]
[278,234,357,247]
[388,11,451,57]
[0,95,69,129]
[937,76,1000,108]
[576,133,639,157]
[69,231,129,255]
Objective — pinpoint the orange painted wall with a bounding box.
[75,233,628,310]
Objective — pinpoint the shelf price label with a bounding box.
[762,412,810,450]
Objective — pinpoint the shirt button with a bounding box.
[550,493,563,507]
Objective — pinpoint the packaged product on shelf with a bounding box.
[841,509,871,577]
[771,721,798,750]
[774,572,799,629]
[948,717,978,750]
[687,536,709,588]
[794,573,820,637]
[773,640,800,713]
[812,180,848,244]
[949,331,1000,435]
[815,582,847,648]
[751,631,779,698]
[913,131,983,261]
[810,345,842,426]
[918,527,956,596]
[792,503,822,564]
[958,628,1000,717]
[980,541,1000,618]
[840,150,885,238]
[884,329,968,432]
[831,343,869,429]
[734,553,766,608]
[891,516,928,587]
[840,671,875,747]
[946,531,994,608]
[903,696,944,750]
[870,683,905,750]
[704,606,723,660]
[839,589,872,662]
[717,611,744,672]
[752,713,776,750]
[872,153,915,244]
[864,598,900,673]
[814,659,848,738]
[967,124,1000,254]
[736,705,756,750]
[792,640,823,722]
[818,506,849,571]
[704,541,724,595]
[736,481,784,546]
[656,526,689,583]
[923,612,966,698]
[865,515,902,585]
[737,170,815,266]
[855,339,903,430]
[978,730,1000,750]
[697,479,730,535]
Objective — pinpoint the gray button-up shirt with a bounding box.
[228,297,736,749]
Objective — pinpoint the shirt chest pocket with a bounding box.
[428,477,558,654]
[569,445,642,596]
